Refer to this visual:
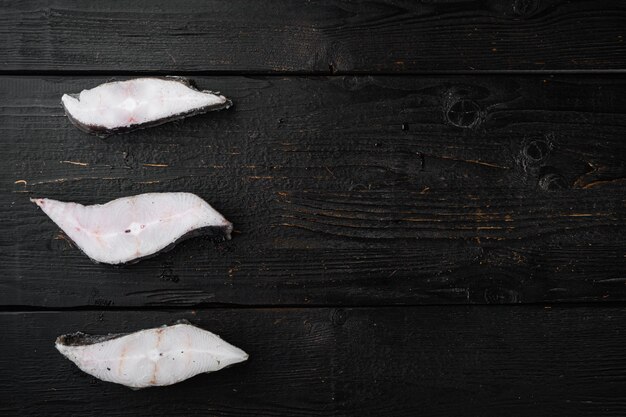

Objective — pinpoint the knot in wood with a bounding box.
[445,98,481,129]
[522,139,550,164]
[331,309,347,326]
[484,287,520,304]
[539,172,567,191]
[513,0,539,17]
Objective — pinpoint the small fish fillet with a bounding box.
[56,321,248,388]
[31,192,232,264]
[62,77,232,136]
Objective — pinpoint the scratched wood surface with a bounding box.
[2,0,626,73]
[3,306,626,417]
[3,0,626,416]
[1,76,625,307]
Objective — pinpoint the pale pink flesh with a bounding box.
[62,78,229,130]
[56,323,248,388]
[32,193,232,264]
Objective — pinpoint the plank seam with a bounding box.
[2,301,626,312]
[2,70,626,77]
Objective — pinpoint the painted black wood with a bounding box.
[2,0,626,73]
[3,1,626,416]
[2,75,625,308]
[2,306,626,417]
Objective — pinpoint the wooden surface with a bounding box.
[2,0,626,73]
[2,75,625,307]
[4,306,626,417]
[2,0,626,416]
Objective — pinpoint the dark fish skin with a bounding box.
[56,320,193,347]
[51,224,233,266]
[31,193,233,265]
[121,224,233,266]
[57,332,129,347]
[62,76,232,137]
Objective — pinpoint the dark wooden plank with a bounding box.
[2,0,626,73]
[1,75,625,307]
[2,306,626,416]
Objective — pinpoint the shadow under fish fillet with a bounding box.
[56,320,248,389]
[31,192,233,264]
[62,77,232,136]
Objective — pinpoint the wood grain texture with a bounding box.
[2,0,626,73]
[2,306,626,416]
[3,3,625,416]
[1,75,625,307]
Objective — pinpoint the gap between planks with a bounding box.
[2,70,626,77]
[3,301,626,313]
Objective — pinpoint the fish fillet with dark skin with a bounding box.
[62,77,232,137]
[31,192,233,264]
[56,320,248,389]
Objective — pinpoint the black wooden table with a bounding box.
[2,1,626,416]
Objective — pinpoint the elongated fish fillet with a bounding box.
[62,77,232,136]
[31,192,232,264]
[56,320,248,388]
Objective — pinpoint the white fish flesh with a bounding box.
[56,320,248,388]
[31,192,232,264]
[62,77,232,136]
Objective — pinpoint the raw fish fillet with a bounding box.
[31,192,232,264]
[56,320,248,388]
[62,77,232,136]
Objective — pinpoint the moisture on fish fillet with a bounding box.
[56,320,248,389]
[31,192,233,264]
[62,77,232,136]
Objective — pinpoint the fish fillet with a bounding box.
[31,192,232,264]
[56,320,248,388]
[62,77,232,136]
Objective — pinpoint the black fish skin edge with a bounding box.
[56,319,195,347]
[56,332,129,346]
[62,76,233,137]
[116,224,234,266]
[80,225,232,266]
[31,196,233,265]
